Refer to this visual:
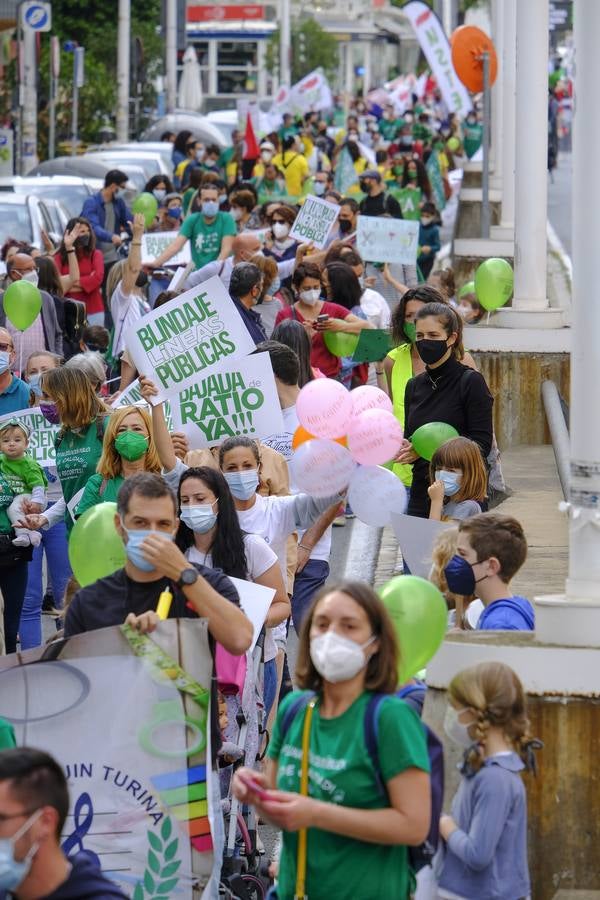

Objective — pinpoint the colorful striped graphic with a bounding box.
[151,765,213,853]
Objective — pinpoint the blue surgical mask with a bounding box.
[121,524,174,572]
[0,350,10,376]
[168,206,182,219]
[153,188,166,201]
[202,200,219,217]
[0,809,41,891]
[268,277,281,294]
[180,503,218,534]
[218,194,228,206]
[28,372,42,396]
[444,555,490,597]
[435,469,461,497]
[223,469,259,501]
[313,181,326,196]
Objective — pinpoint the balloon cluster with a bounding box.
[291,381,408,526]
[473,257,514,312]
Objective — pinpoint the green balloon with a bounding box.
[379,576,447,682]
[447,136,460,152]
[132,192,158,227]
[68,502,126,587]
[474,257,514,311]
[411,422,459,461]
[3,280,42,331]
[323,331,359,357]
[458,280,475,298]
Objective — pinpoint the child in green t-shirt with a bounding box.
[0,419,47,548]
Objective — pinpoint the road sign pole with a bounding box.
[165,0,177,114]
[116,0,130,141]
[21,19,38,172]
[48,35,59,160]
[481,50,491,238]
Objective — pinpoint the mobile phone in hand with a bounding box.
[317,313,329,323]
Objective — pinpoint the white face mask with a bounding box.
[443,705,475,747]
[230,207,243,221]
[21,270,39,286]
[299,288,320,306]
[310,630,375,683]
[313,181,326,196]
[272,222,290,240]
[261,150,273,162]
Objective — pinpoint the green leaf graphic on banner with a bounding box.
[161,816,172,842]
[140,821,180,898]
[164,838,179,861]
[143,870,155,893]
[148,850,160,874]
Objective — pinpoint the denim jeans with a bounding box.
[263,657,277,721]
[20,512,71,650]
[291,559,330,636]
[2,562,31,654]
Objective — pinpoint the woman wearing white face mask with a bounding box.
[275,262,373,379]
[263,205,298,264]
[232,580,431,900]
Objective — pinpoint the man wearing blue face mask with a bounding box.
[146,184,236,273]
[0,329,31,415]
[64,472,253,656]
[0,747,128,899]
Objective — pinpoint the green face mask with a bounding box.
[114,430,149,461]
[408,171,418,181]
[404,321,417,343]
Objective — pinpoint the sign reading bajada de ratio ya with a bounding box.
[123,276,256,403]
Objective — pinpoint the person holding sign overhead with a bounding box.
[106,213,150,365]
[145,183,236,273]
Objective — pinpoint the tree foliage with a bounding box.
[267,19,339,84]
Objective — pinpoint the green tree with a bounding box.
[267,19,339,84]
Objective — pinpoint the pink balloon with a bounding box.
[296,379,353,440]
[351,385,393,417]
[347,409,403,466]
[290,439,356,497]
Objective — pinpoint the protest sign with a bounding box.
[352,329,393,363]
[230,577,274,652]
[169,352,284,448]
[288,195,339,249]
[123,276,256,403]
[357,216,419,264]
[403,1,472,116]
[391,512,451,579]
[112,379,173,431]
[426,151,446,211]
[141,232,191,267]
[0,620,218,898]
[0,407,59,465]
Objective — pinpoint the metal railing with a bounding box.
[541,380,570,501]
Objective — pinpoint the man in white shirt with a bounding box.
[184,232,297,292]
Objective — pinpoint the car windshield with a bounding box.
[13,184,88,219]
[0,203,32,244]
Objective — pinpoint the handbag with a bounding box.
[0,533,32,568]
[294,696,316,900]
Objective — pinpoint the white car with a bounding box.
[0,194,65,250]
[83,150,170,182]
[0,175,103,220]
[98,141,173,171]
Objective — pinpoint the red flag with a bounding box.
[242,112,259,161]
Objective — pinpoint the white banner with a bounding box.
[112,379,173,431]
[403,0,472,116]
[123,276,256,404]
[141,232,191,267]
[169,352,284,448]
[288,195,339,249]
[0,407,59,465]
[0,620,217,898]
[283,69,333,115]
[356,216,419,264]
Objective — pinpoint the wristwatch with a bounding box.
[176,567,199,588]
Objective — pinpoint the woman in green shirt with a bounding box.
[233,580,431,900]
[77,405,161,515]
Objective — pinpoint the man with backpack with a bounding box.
[358,170,403,219]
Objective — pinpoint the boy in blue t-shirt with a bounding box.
[445,512,534,631]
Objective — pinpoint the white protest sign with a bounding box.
[289,195,339,249]
[403,0,472,116]
[0,620,217,898]
[168,261,194,293]
[357,216,419,264]
[123,276,256,404]
[390,512,452,579]
[169,352,284,448]
[141,232,191,267]
[112,379,174,431]
[286,69,333,115]
[230,576,274,652]
[0,407,59,466]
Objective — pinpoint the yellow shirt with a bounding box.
[272,151,310,197]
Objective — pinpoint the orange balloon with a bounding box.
[292,426,347,449]
[451,25,498,93]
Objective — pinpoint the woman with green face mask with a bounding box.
[76,406,162,515]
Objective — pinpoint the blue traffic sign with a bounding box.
[22,2,52,32]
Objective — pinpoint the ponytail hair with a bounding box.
[448,661,541,773]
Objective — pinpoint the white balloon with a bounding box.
[291,439,356,498]
[348,465,407,527]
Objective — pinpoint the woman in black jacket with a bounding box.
[396,302,493,518]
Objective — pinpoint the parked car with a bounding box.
[0,194,64,250]
[0,175,103,220]
[83,150,170,181]
[141,111,227,149]
[28,157,143,200]
[92,141,173,171]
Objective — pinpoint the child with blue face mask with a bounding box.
[428,436,488,522]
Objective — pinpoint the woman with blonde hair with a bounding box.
[77,405,161,515]
[439,661,540,900]
[23,368,110,537]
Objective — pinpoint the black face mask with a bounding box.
[135,271,148,289]
[359,179,370,194]
[75,235,90,248]
[416,338,450,366]
[339,219,353,234]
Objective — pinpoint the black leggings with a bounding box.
[2,562,30,654]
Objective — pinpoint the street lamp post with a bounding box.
[116,0,130,141]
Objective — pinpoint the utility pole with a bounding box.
[21,14,38,172]
[165,0,177,114]
[279,0,291,88]
[48,35,59,160]
[116,0,130,141]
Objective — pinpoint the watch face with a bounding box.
[179,568,198,586]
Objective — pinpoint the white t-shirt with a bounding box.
[110,284,150,357]
[360,287,391,329]
[186,532,279,661]
[262,404,332,562]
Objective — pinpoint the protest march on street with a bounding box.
[0,0,594,898]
